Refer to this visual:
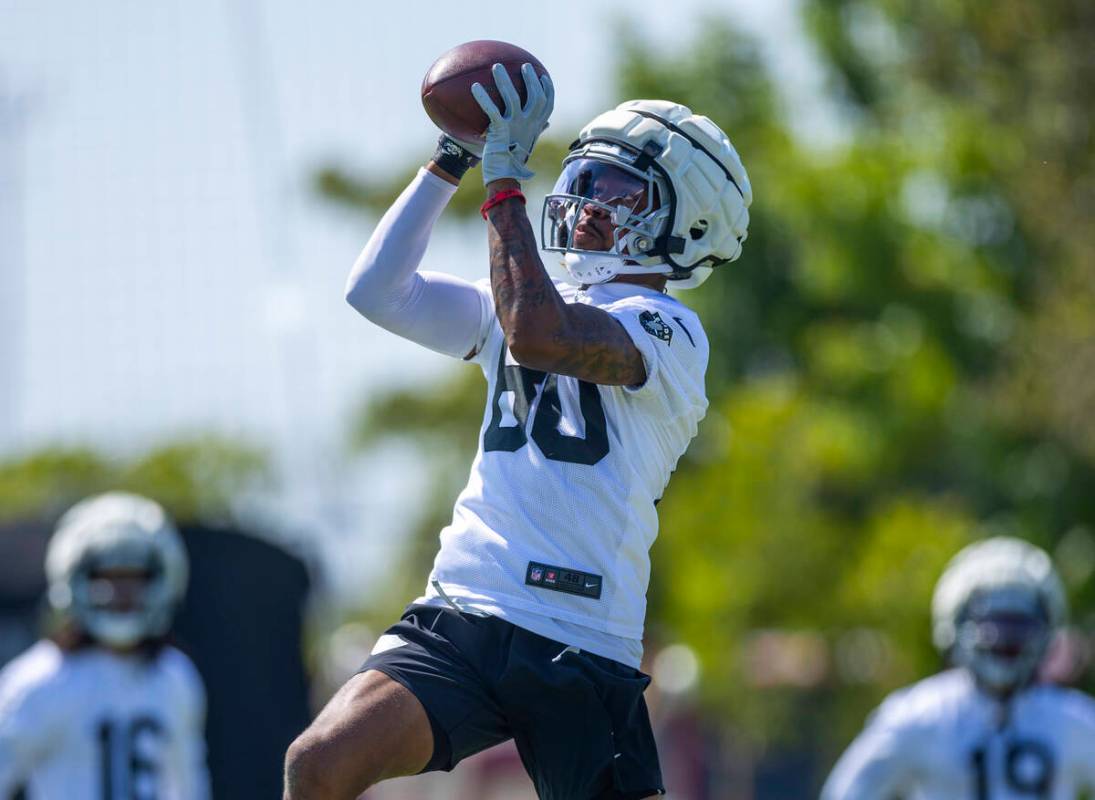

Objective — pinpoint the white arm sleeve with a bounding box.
[344,167,492,359]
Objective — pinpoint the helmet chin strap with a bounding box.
[561,252,672,285]
[562,252,620,284]
[86,610,147,649]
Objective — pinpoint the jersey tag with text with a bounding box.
[526,562,603,599]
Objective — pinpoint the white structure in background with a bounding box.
[0,77,31,454]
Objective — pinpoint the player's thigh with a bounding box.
[285,669,433,793]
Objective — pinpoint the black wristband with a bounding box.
[432,135,481,180]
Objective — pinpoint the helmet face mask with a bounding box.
[46,493,188,650]
[74,553,166,648]
[952,588,1052,694]
[931,536,1067,696]
[542,144,672,285]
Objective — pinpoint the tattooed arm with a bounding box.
[484,179,646,386]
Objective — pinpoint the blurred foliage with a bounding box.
[0,436,271,527]
[349,370,486,606]
[320,0,1095,767]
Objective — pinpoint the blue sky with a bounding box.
[0,0,824,600]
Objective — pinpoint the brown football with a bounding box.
[421,40,549,144]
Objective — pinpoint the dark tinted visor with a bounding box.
[553,158,653,214]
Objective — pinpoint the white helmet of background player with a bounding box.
[541,100,752,289]
[932,537,1067,695]
[46,492,189,648]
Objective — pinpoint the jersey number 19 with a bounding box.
[970,740,1054,799]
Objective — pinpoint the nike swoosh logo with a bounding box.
[584,582,599,589]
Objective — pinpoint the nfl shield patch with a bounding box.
[639,310,673,344]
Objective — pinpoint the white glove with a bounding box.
[471,62,554,186]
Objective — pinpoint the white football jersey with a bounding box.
[822,669,1095,800]
[416,279,709,668]
[0,640,210,800]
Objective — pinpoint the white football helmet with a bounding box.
[46,492,189,648]
[541,100,752,289]
[932,537,1066,694]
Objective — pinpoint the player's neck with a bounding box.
[601,274,668,293]
[101,643,143,657]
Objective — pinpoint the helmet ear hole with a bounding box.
[689,220,709,240]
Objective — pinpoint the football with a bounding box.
[421,40,549,144]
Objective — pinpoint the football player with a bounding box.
[0,492,210,799]
[284,65,751,799]
[822,536,1095,799]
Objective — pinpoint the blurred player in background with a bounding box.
[0,492,210,799]
[285,64,751,799]
[822,536,1095,799]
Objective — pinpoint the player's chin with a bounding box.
[573,230,610,252]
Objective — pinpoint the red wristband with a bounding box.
[480,189,526,220]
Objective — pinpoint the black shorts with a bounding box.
[358,604,665,800]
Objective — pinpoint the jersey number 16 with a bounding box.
[98,716,163,800]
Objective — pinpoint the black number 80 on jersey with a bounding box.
[483,349,610,466]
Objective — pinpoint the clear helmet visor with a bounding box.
[552,156,653,211]
[542,156,666,258]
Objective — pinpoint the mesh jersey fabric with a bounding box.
[415,278,708,666]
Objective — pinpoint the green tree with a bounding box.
[0,436,270,526]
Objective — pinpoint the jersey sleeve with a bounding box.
[162,650,212,800]
[0,644,65,795]
[821,695,921,800]
[603,297,708,409]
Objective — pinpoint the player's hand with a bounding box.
[471,63,554,186]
